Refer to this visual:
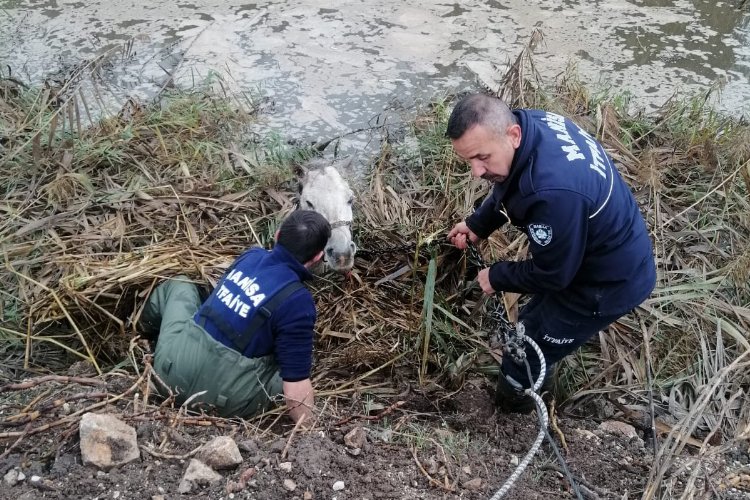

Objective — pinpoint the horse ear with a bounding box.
[292,163,308,180]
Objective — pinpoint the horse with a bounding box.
[296,157,357,272]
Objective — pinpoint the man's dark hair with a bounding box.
[446,93,518,139]
[277,210,331,263]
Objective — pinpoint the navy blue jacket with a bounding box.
[194,244,316,382]
[467,109,656,316]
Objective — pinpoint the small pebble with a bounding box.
[332,480,345,491]
[279,462,293,472]
[283,479,297,491]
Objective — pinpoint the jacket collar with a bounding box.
[492,109,534,198]
[271,244,314,282]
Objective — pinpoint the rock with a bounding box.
[463,477,483,491]
[269,439,285,453]
[598,420,639,440]
[197,436,243,470]
[151,496,165,500]
[178,459,223,493]
[279,461,293,472]
[303,491,313,500]
[79,413,140,470]
[462,465,472,476]
[345,447,361,456]
[510,455,520,466]
[3,469,24,487]
[344,427,366,449]
[283,479,297,491]
[332,480,345,491]
[238,439,259,454]
[574,428,600,441]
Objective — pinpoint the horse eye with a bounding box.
[347,196,354,205]
[305,200,315,209]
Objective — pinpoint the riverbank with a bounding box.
[1,49,749,498]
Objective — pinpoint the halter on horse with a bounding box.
[296,158,357,272]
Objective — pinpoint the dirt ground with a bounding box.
[3,359,750,500]
[3,371,724,500]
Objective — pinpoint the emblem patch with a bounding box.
[528,223,553,246]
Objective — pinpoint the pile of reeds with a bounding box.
[2,36,749,474]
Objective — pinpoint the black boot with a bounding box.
[495,366,555,414]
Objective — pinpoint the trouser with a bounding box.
[501,294,624,390]
[141,276,283,418]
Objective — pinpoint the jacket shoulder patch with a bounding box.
[529,223,553,246]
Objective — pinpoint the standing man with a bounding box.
[142,210,331,424]
[446,93,656,413]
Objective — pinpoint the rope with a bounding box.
[488,334,548,500]
[464,241,583,500]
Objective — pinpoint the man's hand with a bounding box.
[447,222,480,250]
[478,268,496,295]
[283,379,315,426]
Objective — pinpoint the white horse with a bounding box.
[296,157,357,272]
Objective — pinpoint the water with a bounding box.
[1,0,748,160]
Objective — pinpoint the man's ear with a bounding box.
[507,123,522,149]
[306,250,324,267]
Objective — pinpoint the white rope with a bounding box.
[488,334,548,500]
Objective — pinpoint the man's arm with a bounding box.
[283,379,315,425]
[465,185,509,239]
[488,192,589,293]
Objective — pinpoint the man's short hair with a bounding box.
[446,93,518,140]
[277,210,331,263]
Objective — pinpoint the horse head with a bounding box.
[296,157,357,273]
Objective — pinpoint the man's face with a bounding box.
[451,123,522,183]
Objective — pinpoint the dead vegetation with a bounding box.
[1,37,750,499]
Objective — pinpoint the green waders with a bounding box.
[142,276,283,418]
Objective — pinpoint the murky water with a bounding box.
[1,0,748,158]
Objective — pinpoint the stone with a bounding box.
[463,478,483,491]
[344,427,366,449]
[283,479,297,491]
[3,468,24,486]
[462,465,472,475]
[510,455,519,466]
[269,439,285,453]
[574,428,600,441]
[79,413,140,470]
[303,491,313,500]
[598,420,639,440]
[238,439,259,454]
[332,480,345,491]
[178,459,223,493]
[279,461,293,472]
[197,436,243,470]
